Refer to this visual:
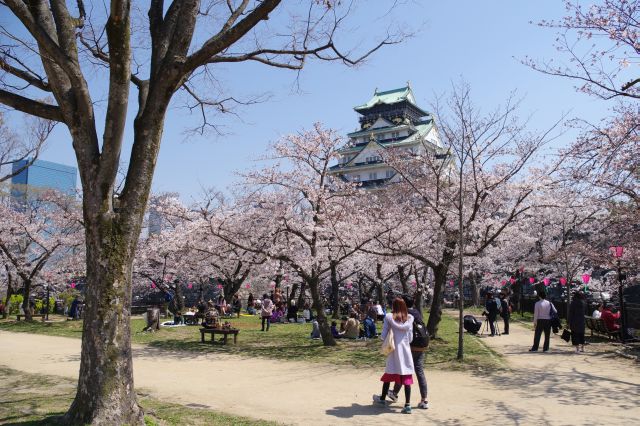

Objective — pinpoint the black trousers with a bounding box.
[502,315,510,334]
[488,314,497,335]
[532,319,551,351]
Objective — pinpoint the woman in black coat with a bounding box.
[568,291,586,353]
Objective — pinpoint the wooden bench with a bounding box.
[16,314,45,322]
[585,316,620,340]
[200,328,239,345]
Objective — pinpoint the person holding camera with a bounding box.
[484,292,500,336]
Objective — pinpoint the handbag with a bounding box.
[561,328,571,342]
[380,327,395,356]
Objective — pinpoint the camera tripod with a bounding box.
[480,316,501,336]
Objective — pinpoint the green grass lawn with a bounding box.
[0,366,278,426]
[0,312,501,370]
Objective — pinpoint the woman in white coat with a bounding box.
[373,297,415,414]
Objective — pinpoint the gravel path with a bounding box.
[1,318,638,425]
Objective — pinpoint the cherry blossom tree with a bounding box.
[213,124,389,346]
[187,191,272,303]
[532,0,639,272]
[529,0,639,100]
[0,188,84,320]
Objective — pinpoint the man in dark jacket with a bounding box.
[484,292,500,336]
[499,292,510,335]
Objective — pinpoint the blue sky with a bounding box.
[20,1,609,200]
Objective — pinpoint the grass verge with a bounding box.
[0,366,278,426]
[0,312,500,371]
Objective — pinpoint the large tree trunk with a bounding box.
[470,271,481,307]
[398,264,409,294]
[3,271,14,319]
[330,261,340,319]
[297,281,307,308]
[415,265,428,313]
[63,215,143,425]
[288,283,299,305]
[308,276,336,346]
[427,260,453,338]
[20,279,32,321]
[375,263,384,307]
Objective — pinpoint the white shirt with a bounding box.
[592,310,602,319]
[533,299,552,322]
[375,304,384,315]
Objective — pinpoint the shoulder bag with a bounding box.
[380,326,395,356]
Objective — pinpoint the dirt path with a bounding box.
[1,318,638,425]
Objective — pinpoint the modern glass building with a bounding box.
[11,159,77,195]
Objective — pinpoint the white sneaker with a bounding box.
[387,390,398,403]
[418,401,429,409]
[372,394,387,406]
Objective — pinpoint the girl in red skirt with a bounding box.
[373,297,415,414]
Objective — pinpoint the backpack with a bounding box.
[412,317,430,348]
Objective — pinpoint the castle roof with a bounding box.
[354,86,422,113]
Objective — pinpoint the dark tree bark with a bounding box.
[397,264,410,294]
[330,260,341,319]
[20,279,33,321]
[426,240,456,338]
[3,267,15,319]
[307,275,336,346]
[296,281,307,308]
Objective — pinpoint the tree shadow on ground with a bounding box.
[140,338,384,368]
[2,414,64,426]
[470,353,640,414]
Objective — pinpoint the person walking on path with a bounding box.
[373,297,415,414]
[499,292,511,335]
[261,294,274,331]
[388,296,429,409]
[568,291,586,353]
[530,289,553,352]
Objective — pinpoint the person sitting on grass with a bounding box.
[271,303,285,323]
[287,300,298,323]
[310,320,321,339]
[232,293,242,318]
[362,314,377,339]
[340,312,360,339]
[331,321,340,338]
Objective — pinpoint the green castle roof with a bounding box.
[354,86,418,112]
